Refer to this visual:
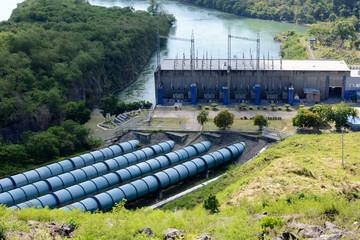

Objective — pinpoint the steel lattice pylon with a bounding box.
[156,31,195,71]
[228,30,260,70]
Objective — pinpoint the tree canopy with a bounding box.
[292,103,358,130]
[329,102,358,129]
[0,0,174,142]
[292,109,320,129]
[179,0,360,24]
[100,94,153,120]
[0,120,100,176]
[197,110,209,129]
[254,114,267,129]
[65,100,91,124]
[214,110,234,129]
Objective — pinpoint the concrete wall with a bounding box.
[155,67,350,103]
[345,77,360,91]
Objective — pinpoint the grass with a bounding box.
[163,133,360,212]
[2,133,360,239]
[84,110,106,138]
[141,117,188,130]
[203,119,295,132]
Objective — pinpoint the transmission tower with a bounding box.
[228,30,260,70]
[156,32,195,71]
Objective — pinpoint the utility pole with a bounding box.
[342,127,344,168]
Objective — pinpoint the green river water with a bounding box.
[2,0,308,103]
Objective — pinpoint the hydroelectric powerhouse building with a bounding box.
[154,59,360,105]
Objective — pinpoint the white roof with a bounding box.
[160,59,350,72]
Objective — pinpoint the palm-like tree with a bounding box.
[197,110,209,130]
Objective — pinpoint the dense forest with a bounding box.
[179,0,359,23]
[0,120,101,176]
[0,0,174,142]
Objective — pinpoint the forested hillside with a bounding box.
[275,19,359,64]
[0,0,173,142]
[179,0,358,23]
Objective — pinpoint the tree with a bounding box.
[44,87,64,121]
[203,194,220,214]
[65,100,91,124]
[0,140,28,165]
[329,102,357,130]
[197,110,209,130]
[214,110,234,129]
[147,0,161,16]
[100,95,119,120]
[307,26,331,46]
[254,114,267,130]
[333,21,357,43]
[23,131,59,163]
[292,109,320,128]
[308,104,332,126]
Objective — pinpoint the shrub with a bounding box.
[197,104,202,109]
[211,103,218,110]
[299,105,305,108]
[284,104,291,110]
[240,103,247,108]
[278,106,282,111]
[260,217,283,230]
[263,106,267,110]
[257,106,260,110]
[65,217,80,229]
[292,109,319,128]
[244,116,248,120]
[249,106,254,110]
[203,194,220,214]
[205,106,210,110]
[270,104,276,110]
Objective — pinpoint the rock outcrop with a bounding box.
[272,221,359,240]
[162,228,185,240]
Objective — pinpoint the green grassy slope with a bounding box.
[1,133,359,239]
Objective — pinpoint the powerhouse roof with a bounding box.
[160,59,350,72]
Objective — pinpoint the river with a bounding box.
[0,0,25,21]
[2,0,307,103]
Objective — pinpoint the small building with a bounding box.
[303,88,320,103]
[308,38,316,47]
[344,68,360,102]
